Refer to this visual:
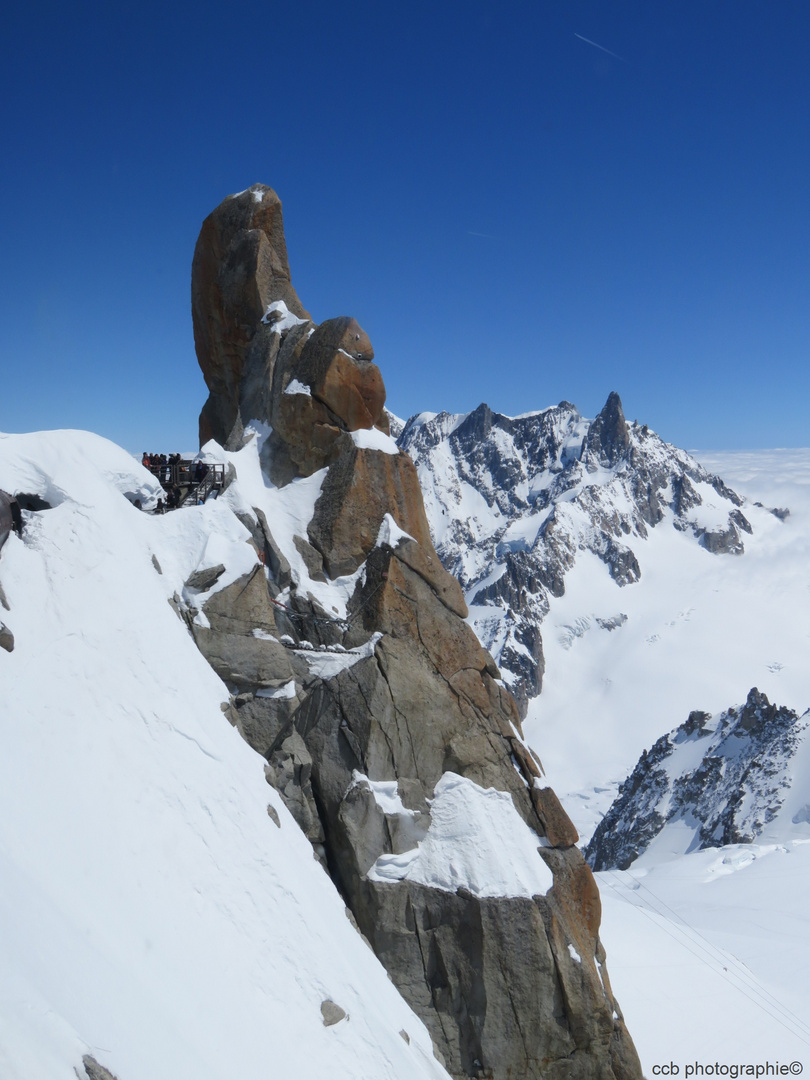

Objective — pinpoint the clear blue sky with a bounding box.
[2,0,808,452]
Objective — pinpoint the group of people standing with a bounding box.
[142,452,185,484]
[142,452,212,513]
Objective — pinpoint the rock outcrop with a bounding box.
[192,184,311,449]
[190,186,643,1080]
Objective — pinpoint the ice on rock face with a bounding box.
[297,633,382,678]
[256,680,297,700]
[368,772,554,899]
[374,513,414,549]
[284,378,311,396]
[262,300,308,332]
[350,427,400,455]
[351,772,422,818]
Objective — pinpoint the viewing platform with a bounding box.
[143,457,225,510]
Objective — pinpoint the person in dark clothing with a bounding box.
[10,498,22,537]
[0,491,22,551]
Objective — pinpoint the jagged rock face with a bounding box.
[192,185,391,466]
[584,391,630,468]
[586,689,810,871]
[192,184,311,449]
[1,493,20,651]
[398,395,752,715]
[263,315,390,484]
[0,490,21,552]
[187,187,643,1080]
[306,440,440,578]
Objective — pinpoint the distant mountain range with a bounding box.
[396,392,772,715]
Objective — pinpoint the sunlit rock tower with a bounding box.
[191,184,643,1080]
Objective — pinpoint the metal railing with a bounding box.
[147,460,225,510]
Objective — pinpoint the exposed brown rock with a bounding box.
[192,185,310,448]
[306,441,438,578]
[295,316,386,431]
[531,785,580,848]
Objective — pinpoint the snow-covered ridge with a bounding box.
[586,688,810,871]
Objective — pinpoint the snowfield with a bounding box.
[0,429,450,1080]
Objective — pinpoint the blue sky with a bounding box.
[1,0,808,452]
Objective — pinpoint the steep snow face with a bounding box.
[586,689,810,870]
[0,429,451,1080]
[398,396,752,714]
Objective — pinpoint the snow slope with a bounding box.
[597,840,810,1067]
[0,429,450,1080]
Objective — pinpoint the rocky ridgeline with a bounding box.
[586,688,810,871]
[397,398,756,715]
[189,185,643,1080]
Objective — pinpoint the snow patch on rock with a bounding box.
[350,427,400,455]
[369,772,554,898]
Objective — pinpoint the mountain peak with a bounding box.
[585,390,630,467]
[398,397,752,713]
[586,688,810,870]
[192,185,311,448]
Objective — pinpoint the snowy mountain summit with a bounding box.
[586,687,810,870]
[399,393,759,713]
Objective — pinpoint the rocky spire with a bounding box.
[189,187,643,1080]
[585,391,631,468]
[192,184,310,449]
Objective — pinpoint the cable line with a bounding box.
[607,865,810,1040]
[600,869,810,1047]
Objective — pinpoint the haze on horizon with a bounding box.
[1,0,808,453]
